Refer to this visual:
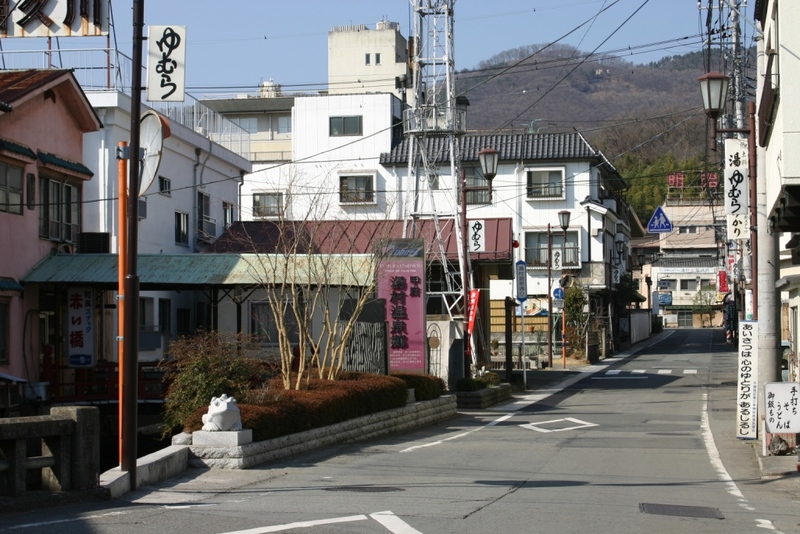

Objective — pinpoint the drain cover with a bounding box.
[640,502,723,519]
[324,486,404,493]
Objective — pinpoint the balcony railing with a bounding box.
[0,47,250,160]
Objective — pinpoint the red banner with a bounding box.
[718,270,729,293]
[466,289,480,336]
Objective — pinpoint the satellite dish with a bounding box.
[138,110,171,197]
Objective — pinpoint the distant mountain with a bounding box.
[457,44,719,160]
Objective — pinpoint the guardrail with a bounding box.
[0,407,99,497]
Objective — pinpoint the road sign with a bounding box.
[515,260,527,302]
[553,287,564,299]
[647,206,673,233]
[553,298,564,309]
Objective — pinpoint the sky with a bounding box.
[2,1,756,97]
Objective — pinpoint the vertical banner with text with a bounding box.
[67,287,95,368]
[147,26,187,102]
[377,239,426,373]
[736,320,758,439]
[724,138,750,241]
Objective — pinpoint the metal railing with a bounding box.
[0,47,250,159]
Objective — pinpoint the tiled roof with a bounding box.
[0,138,36,161]
[0,69,73,104]
[37,150,94,178]
[380,132,601,165]
[652,256,719,269]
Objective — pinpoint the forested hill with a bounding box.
[456,44,753,223]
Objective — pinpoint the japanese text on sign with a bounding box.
[724,138,750,240]
[147,25,187,102]
[765,382,800,433]
[67,287,94,368]
[736,321,758,439]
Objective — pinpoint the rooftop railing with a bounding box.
[0,47,250,159]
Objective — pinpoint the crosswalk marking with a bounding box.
[599,369,699,376]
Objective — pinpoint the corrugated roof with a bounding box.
[0,138,36,161]
[21,253,375,288]
[209,219,514,262]
[653,256,719,269]
[0,277,24,292]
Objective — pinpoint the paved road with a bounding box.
[1,328,799,533]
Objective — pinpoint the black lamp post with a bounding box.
[698,72,757,319]
[558,210,570,368]
[461,147,499,378]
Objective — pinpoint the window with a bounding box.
[339,175,374,203]
[526,168,564,198]
[175,211,189,245]
[223,201,234,230]
[375,53,381,65]
[0,300,8,363]
[658,279,677,291]
[0,161,23,215]
[277,115,291,135]
[680,279,697,291]
[365,53,371,65]
[330,116,363,136]
[38,177,79,242]
[158,176,171,195]
[678,226,697,234]
[464,167,490,204]
[523,230,578,267]
[253,192,283,218]
[229,116,257,134]
[158,298,171,334]
[677,311,694,327]
[138,197,147,219]
[176,307,191,334]
[251,301,299,345]
[197,192,215,242]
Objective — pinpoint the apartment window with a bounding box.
[365,53,371,65]
[330,116,363,137]
[659,279,677,291]
[277,115,291,135]
[251,301,299,345]
[375,53,381,65]
[253,192,283,218]
[678,226,698,234]
[197,192,216,241]
[175,211,189,245]
[158,176,171,196]
[158,298,171,334]
[0,161,23,215]
[176,307,191,334]
[526,168,564,198]
[38,177,79,243]
[223,201,234,230]
[523,231,578,267]
[464,166,490,205]
[680,279,697,291]
[339,174,374,204]
[0,300,8,363]
[228,116,257,134]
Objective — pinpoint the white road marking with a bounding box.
[217,514,369,534]
[683,369,698,374]
[6,511,129,530]
[657,369,673,374]
[700,394,784,533]
[400,414,513,452]
[632,369,646,373]
[606,370,621,375]
[370,511,424,533]
[591,376,647,380]
[520,417,598,433]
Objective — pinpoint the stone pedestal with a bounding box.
[192,429,252,447]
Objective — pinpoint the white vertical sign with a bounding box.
[467,219,485,252]
[147,25,187,102]
[67,287,94,368]
[736,320,758,439]
[764,382,800,433]
[724,138,749,240]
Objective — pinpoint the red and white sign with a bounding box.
[466,289,480,336]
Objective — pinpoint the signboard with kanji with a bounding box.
[724,138,750,240]
[67,287,94,368]
[765,382,800,433]
[377,239,426,373]
[1,0,108,38]
[736,321,758,439]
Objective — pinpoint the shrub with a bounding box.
[182,372,409,441]
[455,372,501,392]
[160,330,268,437]
[392,373,446,400]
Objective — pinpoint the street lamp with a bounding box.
[558,210,570,368]
[461,147,499,378]
[698,72,757,318]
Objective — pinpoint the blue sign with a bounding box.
[657,292,672,306]
[515,260,527,302]
[647,206,673,233]
[553,287,564,299]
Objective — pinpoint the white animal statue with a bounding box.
[201,394,243,431]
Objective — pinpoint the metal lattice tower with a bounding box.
[403,0,468,321]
